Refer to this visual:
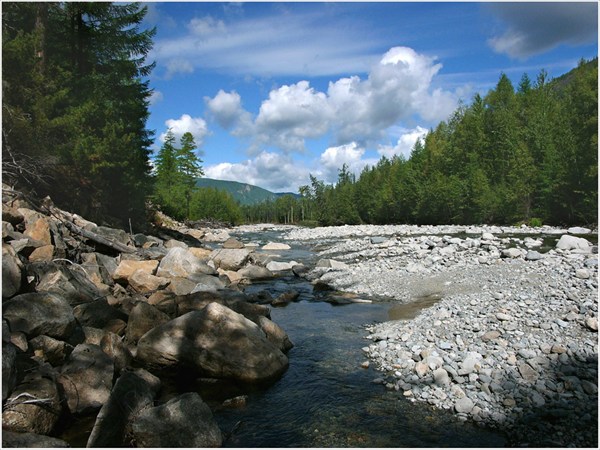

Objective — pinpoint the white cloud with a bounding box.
[378,126,428,159]
[159,114,210,147]
[164,59,194,79]
[188,16,226,37]
[317,142,374,184]
[148,90,163,105]
[204,151,309,193]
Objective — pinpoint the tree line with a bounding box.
[245,60,598,227]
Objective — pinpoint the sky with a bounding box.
[143,1,598,193]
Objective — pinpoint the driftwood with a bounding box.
[62,221,135,254]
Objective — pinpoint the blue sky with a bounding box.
[143,1,598,193]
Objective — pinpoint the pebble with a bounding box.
[454,397,474,413]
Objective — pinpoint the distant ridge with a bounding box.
[195,177,298,205]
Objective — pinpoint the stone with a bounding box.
[2,431,70,448]
[131,392,222,448]
[496,312,512,321]
[112,259,159,284]
[58,344,114,415]
[454,397,474,413]
[556,235,591,251]
[2,244,23,298]
[518,348,537,359]
[262,242,291,250]
[481,330,502,342]
[481,232,495,241]
[567,227,591,235]
[223,238,246,249]
[23,218,52,245]
[459,354,481,375]
[128,269,170,293]
[29,335,73,366]
[87,369,161,448]
[210,248,251,271]
[3,292,75,339]
[2,340,17,401]
[518,362,538,383]
[136,303,289,383]
[164,239,188,249]
[581,380,598,395]
[2,367,61,435]
[95,225,132,247]
[501,248,523,258]
[174,291,269,323]
[238,264,274,280]
[222,395,248,408]
[415,361,429,377]
[203,230,231,242]
[292,264,310,276]
[188,247,213,260]
[433,368,450,386]
[29,262,101,305]
[28,244,55,262]
[100,332,133,374]
[266,260,296,271]
[272,290,300,306]
[73,298,128,330]
[525,250,544,261]
[585,317,598,331]
[2,206,24,225]
[157,247,217,278]
[125,302,170,346]
[550,344,567,354]
[316,258,349,270]
[575,269,590,279]
[258,316,294,352]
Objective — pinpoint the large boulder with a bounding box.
[238,264,274,281]
[125,302,170,346]
[23,217,52,246]
[175,290,269,323]
[2,367,62,435]
[128,269,170,293]
[556,234,592,251]
[100,332,133,374]
[112,259,159,284]
[2,431,70,448]
[258,316,294,352]
[86,369,161,448]
[73,299,128,330]
[156,247,216,278]
[136,303,289,382]
[3,292,75,339]
[262,242,291,250]
[2,244,23,298]
[29,262,102,305]
[210,248,251,271]
[57,344,114,415]
[2,340,17,401]
[131,392,222,447]
[29,335,73,366]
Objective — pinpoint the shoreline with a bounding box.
[277,223,598,447]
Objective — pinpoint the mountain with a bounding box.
[195,178,298,205]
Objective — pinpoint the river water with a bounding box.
[206,229,508,447]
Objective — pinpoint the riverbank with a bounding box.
[279,223,598,447]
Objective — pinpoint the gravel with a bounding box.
[280,223,598,447]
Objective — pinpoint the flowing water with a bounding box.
[205,229,508,447]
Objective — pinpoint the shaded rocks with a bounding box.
[112,259,159,284]
[130,392,222,448]
[125,302,170,346]
[136,302,288,382]
[2,431,70,448]
[156,247,216,278]
[3,292,75,340]
[2,245,23,298]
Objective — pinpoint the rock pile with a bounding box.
[1,186,293,447]
[288,224,598,447]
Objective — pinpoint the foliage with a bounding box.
[243,59,597,227]
[2,2,155,227]
[190,188,243,225]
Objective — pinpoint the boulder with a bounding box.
[29,262,102,305]
[2,206,24,225]
[568,226,591,234]
[188,247,212,260]
[258,316,294,352]
[223,237,245,249]
[556,235,591,251]
[28,244,55,262]
[125,302,170,346]
[57,344,114,415]
[29,335,73,366]
[203,230,231,242]
[501,248,524,258]
[292,264,310,277]
[167,274,225,296]
[112,259,159,284]
[131,392,222,447]
[164,238,188,249]
[73,299,128,330]
[136,303,288,382]
[2,367,62,435]
[262,242,291,250]
[525,250,544,261]
[147,291,178,316]
[100,332,133,374]
[95,225,132,247]
[175,291,269,324]
[2,244,23,298]
[210,248,251,271]
[2,340,17,401]
[3,292,75,339]
[266,260,298,272]
[316,259,349,270]
[87,369,161,448]
[23,217,52,245]
[272,290,300,306]
[157,247,217,278]
[128,269,170,293]
[2,431,70,448]
[238,265,274,280]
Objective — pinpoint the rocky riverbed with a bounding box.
[281,223,598,447]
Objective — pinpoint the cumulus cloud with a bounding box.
[159,114,210,147]
[188,16,226,37]
[487,3,598,59]
[249,46,458,151]
[378,126,428,159]
[148,90,163,105]
[204,151,309,192]
[316,142,376,184]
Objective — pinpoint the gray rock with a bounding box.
[2,245,23,298]
[518,362,538,383]
[136,303,288,382]
[556,235,591,251]
[266,260,297,271]
[262,242,291,250]
[567,227,591,235]
[3,292,75,340]
[238,264,274,280]
[73,298,128,330]
[125,302,170,346]
[157,247,217,278]
[585,317,598,331]
[525,250,544,261]
[99,332,133,374]
[433,368,451,386]
[87,369,161,448]
[454,397,474,413]
[210,248,251,271]
[316,258,349,270]
[481,330,502,342]
[131,392,222,448]
[2,431,70,448]
[575,269,590,279]
[29,262,102,305]
[223,238,246,249]
[29,335,73,366]
[2,341,17,401]
[502,248,523,258]
[58,344,114,415]
[518,348,537,359]
[258,316,294,352]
